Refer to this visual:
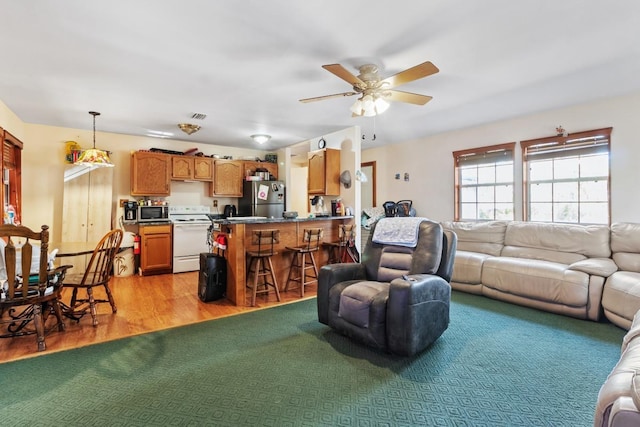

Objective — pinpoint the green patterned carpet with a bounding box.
[0,292,625,426]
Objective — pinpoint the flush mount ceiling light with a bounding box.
[74,111,114,168]
[251,134,271,144]
[178,123,201,135]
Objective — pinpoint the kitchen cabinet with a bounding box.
[1,128,22,223]
[242,161,278,180]
[131,151,171,196]
[171,156,214,181]
[308,148,340,196]
[139,223,173,275]
[211,160,243,196]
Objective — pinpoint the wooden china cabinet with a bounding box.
[1,128,23,224]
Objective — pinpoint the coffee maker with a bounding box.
[123,201,138,223]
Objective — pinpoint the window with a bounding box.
[453,143,515,221]
[521,127,611,225]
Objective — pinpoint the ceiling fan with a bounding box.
[299,60,439,116]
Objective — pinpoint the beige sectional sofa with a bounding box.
[441,220,617,321]
[601,223,640,329]
[440,220,640,427]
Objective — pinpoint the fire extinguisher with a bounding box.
[133,234,141,255]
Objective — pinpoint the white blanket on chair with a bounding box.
[372,217,428,248]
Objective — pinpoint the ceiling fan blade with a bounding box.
[385,90,433,105]
[299,92,357,103]
[381,61,439,89]
[322,64,364,87]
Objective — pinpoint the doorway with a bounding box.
[360,161,376,208]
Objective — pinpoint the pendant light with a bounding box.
[74,111,114,168]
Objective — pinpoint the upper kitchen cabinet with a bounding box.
[308,148,340,196]
[242,161,278,180]
[171,156,213,181]
[211,160,242,196]
[131,151,171,196]
[1,128,23,223]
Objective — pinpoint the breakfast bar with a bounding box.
[212,216,354,306]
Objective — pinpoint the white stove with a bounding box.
[169,205,212,224]
[170,205,213,273]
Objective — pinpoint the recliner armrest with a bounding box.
[386,274,452,356]
[317,263,366,324]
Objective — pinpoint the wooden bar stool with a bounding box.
[246,229,281,307]
[323,223,357,264]
[285,228,323,297]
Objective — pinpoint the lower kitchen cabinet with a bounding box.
[139,223,173,275]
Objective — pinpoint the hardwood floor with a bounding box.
[0,271,317,364]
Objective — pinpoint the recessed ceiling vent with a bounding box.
[191,112,207,120]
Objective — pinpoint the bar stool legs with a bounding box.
[284,250,319,297]
[246,254,281,307]
[284,228,323,298]
[246,229,281,307]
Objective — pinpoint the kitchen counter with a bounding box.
[211,216,354,306]
[213,215,353,225]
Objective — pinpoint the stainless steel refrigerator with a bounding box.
[238,181,286,218]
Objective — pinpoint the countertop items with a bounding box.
[212,215,352,225]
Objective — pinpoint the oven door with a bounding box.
[172,222,211,273]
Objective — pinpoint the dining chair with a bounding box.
[62,229,123,326]
[0,224,71,351]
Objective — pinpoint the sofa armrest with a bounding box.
[607,396,640,427]
[386,274,451,356]
[569,257,618,277]
[317,263,366,324]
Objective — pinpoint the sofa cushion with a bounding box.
[482,257,590,307]
[450,250,493,284]
[503,221,611,260]
[338,281,389,328]
[441,221,507,257]
[602,272,640,329]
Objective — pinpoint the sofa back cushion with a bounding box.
[611,222,640,273]
[440,221,507,257]
[502,221,611,264]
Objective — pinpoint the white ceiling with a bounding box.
[2,1,640,151]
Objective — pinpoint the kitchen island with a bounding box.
[212,216,354,306]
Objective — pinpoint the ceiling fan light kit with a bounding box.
[300,60,439,117]
[178,123,201,135]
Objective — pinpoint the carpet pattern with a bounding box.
[0,292,625,426]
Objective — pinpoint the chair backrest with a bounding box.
[383,201,397,217]
[0,224,49,299]
[338,224,355,245]
[252,229,279,255]
[79,229,123,286]
[302,228,323,251]
[395,200,413,217]
[362,219,453,283]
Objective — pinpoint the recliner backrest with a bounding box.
[362,220,445,282]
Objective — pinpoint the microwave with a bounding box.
[138,205,170,223]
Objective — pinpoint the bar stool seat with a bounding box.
[285,228,323,297]
[323,223,357,264]
[246,229,281,307]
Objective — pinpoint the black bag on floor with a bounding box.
[198,253,227,302]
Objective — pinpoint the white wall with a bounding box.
[16,121,273,242]
[362,91,640,223]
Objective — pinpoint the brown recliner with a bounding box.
[317,219,456,356]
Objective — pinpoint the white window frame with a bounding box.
[521,127,611,225]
